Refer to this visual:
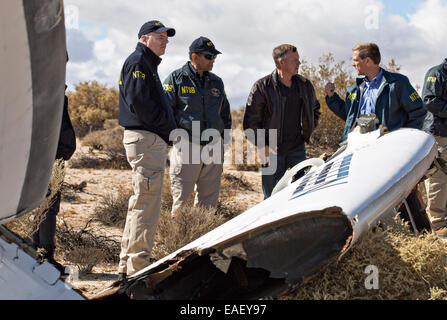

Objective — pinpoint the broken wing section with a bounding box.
[97,207,352,300]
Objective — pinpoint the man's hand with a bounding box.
[259,145,277,166]
[325,82,336,97]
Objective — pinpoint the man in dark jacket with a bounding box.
[32,86,76,274]
[163,37,232,213]
[244,44,320,199]
[325,42,426,141]
[117,20,177,278]
[423,58,447,241]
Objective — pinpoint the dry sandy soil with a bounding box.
[58,143,264,299]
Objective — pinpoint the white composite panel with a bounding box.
[132,128,436,278]
[0,0,33,221]
[0,237,83,300]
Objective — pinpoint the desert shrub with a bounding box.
[152,205,230,261]
[307,107,345,158]
[56,218,120,267]
[80,126,128,170]
[216,173,254,219]
[67,81,118,137]
[69,126,128,170]
[230,131,261,172]
[283,219,447,300]
[151,172,247,259]
[94,173,172,230]
[66,248,107,275]
[220,173,254,198]
[60,181,87,203]
[216,201,244,220]
[68,155,107,169]
[231,106,245,130]
[94,189,133,228]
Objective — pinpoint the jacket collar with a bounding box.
[356,68,397,86]
[271,70,306,87]
[443,59,447,71]
[181,62,211,79]
[136,42,162,67]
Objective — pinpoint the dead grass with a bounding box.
[152,204,230,261]
[66,248,107,275]
[70,126,129,170]
[60,181,87,203]
[283,219,447,300]
[93,189,133,228]
[56,218,121,268]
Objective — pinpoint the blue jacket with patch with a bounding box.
[422,59,447,137]
[326,69,427,141]
[163,62,232,145]
[118,43,177,144]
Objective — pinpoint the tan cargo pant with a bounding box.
[425,135,447,230]
[118,130,167,276]
[170,141,223,214]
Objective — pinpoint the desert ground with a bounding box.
[56,140,265,299]
[7,126,447,300]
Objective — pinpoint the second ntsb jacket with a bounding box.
[163,62,232,145]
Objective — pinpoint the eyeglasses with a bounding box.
[197,53,217,60]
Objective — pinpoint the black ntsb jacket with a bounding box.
[163,62,232,145]
[423,59,447,137]
[119,43,177,144]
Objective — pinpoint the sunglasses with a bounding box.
[197,53,217,60]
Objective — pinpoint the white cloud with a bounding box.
[64,0,447,106]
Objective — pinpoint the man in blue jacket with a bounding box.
[117,20,177,279]
[423,58,447,241]
[325,42,426,141]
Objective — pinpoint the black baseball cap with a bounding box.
[138,20,175,39]
[189,37,221,55]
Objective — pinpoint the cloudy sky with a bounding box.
[64,0,447,108]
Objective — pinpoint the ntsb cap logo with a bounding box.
[155,21,162,26]
[207,41,214,47]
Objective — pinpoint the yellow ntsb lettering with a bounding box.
[348,92,357,101]
[132,71,146,80]
[427,76,437,83]
[409,91,420,102]
[163,84,173,92]
[181,86,196,94]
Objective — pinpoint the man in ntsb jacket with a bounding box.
[117,20,177,279]
[423,58,447,241]
[325,42,426,141]
[244,44,320,199]
[163,37,232,213]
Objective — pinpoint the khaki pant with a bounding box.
[170,141,223,214]
[425,135,447,230]
[118,130,167,276]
